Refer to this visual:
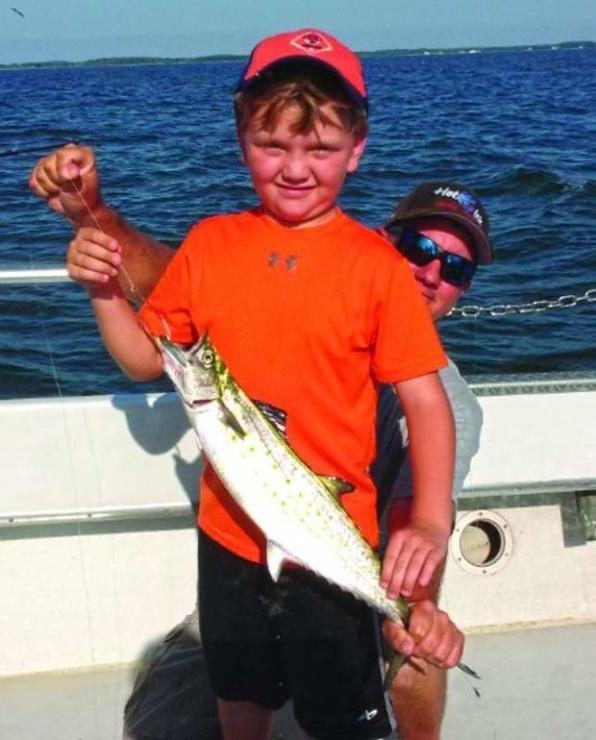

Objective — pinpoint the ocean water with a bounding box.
[0,48,595,399]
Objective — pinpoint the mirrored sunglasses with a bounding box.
[388,226,476,287]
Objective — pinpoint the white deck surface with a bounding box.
[2,622,595,740]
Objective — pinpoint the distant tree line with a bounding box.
[1,41,593,71]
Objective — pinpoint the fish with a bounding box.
[158,334,479,689]
[11,7,25,18]
[159,334,410,625]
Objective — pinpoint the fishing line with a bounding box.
[25,252,103,736]
[70,180,143,303]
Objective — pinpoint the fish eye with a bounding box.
[201,349,215,368]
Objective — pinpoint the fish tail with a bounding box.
[383,650,407,691]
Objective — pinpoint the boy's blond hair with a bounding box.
[234,61,368,139]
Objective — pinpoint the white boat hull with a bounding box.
[1,378,595,677]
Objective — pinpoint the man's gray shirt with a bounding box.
[371,359,483,523]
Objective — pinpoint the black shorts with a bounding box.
[198,529,396,740]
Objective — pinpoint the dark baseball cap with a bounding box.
[387,181,494,265]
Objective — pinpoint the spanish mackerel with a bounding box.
[159,334,410,626]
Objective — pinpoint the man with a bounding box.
[30,146,485,738]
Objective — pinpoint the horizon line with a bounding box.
[0,38,593,69]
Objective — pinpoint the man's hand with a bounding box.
[29,143,174,301]
[383,600,464,670]
[29,143,101,224]
[381,521,449,599]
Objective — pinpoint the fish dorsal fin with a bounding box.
[266,540,295,582]
[319,476,355,499]
[254,400,288,437]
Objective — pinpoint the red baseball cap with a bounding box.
[237,28,367,109]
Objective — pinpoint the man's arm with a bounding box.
[29,143,174,300]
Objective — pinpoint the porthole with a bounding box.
[450,510,512,575]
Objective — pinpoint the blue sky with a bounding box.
[2,0,594,64]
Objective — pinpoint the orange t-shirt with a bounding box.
[139,208,446,563]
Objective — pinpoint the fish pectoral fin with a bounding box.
[266,540,295,582]
[220,400,247,437]
[319,475,355,499]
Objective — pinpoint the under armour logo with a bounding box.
[267,252,298,271]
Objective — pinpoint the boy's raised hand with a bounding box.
[29,143,101,224]
[67,227,122,291]
[380,520,449,599]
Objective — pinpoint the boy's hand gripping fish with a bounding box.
[157,335,479,690]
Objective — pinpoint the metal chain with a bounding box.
[447,287,596,319]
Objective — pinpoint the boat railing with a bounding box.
[0,267,70,284]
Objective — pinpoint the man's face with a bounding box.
[239,102,366,228]
[385,217,476,321]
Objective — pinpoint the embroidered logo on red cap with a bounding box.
[290,31,332,55]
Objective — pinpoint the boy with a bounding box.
[32,29,455,740]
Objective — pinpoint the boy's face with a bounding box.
[239,102,366,228]
[384,217,475,321]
